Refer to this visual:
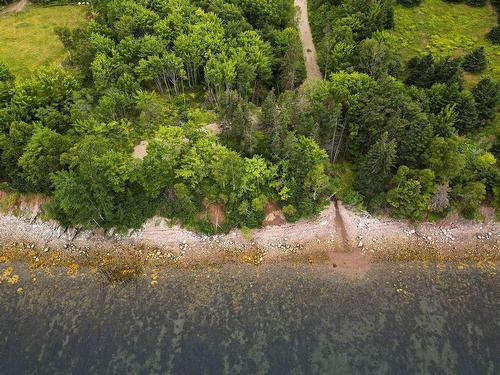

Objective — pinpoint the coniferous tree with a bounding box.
[462,47,487,73]
[384,6,395,29]
[472,78,500,126]
[454,90,479,133]
[259,90,286,157]
[466,0,486,7]
[434,56,463,86]
[355,132,397,202]
[406,54,435,88]
[487,25,500,44]
[0,62,14,105]
[398,0,423,7]
[432,105,457,138]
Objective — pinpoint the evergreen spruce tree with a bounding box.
[487,25,500,44]
[355,132,397,202]
[260,90,277,134]
[466,0,486,7]
[472,77,500,126]
[406,54,436,88]
[0,62,14,105]
[462,47,487,73]
[454,90,479,133]
[398,0,423,7]
[384,6,395,29]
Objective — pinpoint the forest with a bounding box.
[0,0,498,233]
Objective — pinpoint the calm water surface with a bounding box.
[0,260,499,374]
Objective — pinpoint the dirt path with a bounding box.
[0,0,29,15]
[333,198,349,251]
[295,0,322,80]
[294,0,363,266]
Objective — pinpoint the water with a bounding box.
[0,261,499,374]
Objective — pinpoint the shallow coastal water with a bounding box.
[0,260,499,374]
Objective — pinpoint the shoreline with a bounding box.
[0,201,498,276]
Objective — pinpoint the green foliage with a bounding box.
[0,62,14,82]
[139,126,187,198]
[0,191,19,215]
[351,77,432,166]
[271,27,306,91]
[454,90,479,133]
[0,62,14,105]
[387,0,500,82]
[331,162,364,208]
[60,0,296,102]
[472,77,500,126]
[282,204,298,222]
[18,125,70,193]
[487,26,500,45]
[0,0,498,230]
[406,54,462,88]
[465,0,486,6]
[432,105,457,137]
[9,66,79,133]
[0,5,87,78]
[452,181,486,219]
[462,47,487,73]
[386,166,435,219]
[398,0,423,7]
[492,186,500,213]
[423,136,466,182]
[355,36,401,80]
[0,121,34,189]
[318,25,356,78]
[355,132,397,204]
[49,143,156,230]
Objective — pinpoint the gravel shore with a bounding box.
[0,201,498,275]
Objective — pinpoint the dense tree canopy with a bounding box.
[306,0,498,219]
[0,0,498,231]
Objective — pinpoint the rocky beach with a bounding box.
[0,196,498,275]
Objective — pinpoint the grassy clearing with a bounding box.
[387,0,500,85]
[0,4,87,78]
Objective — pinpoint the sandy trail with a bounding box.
[0,0,29,15]
[294,0,322,80]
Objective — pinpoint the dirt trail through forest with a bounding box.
[295,0,322,80]
[0,0,29,15]
[294,0,355,262]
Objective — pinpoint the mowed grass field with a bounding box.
[0,4,87,78]
[387,0,500,85]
